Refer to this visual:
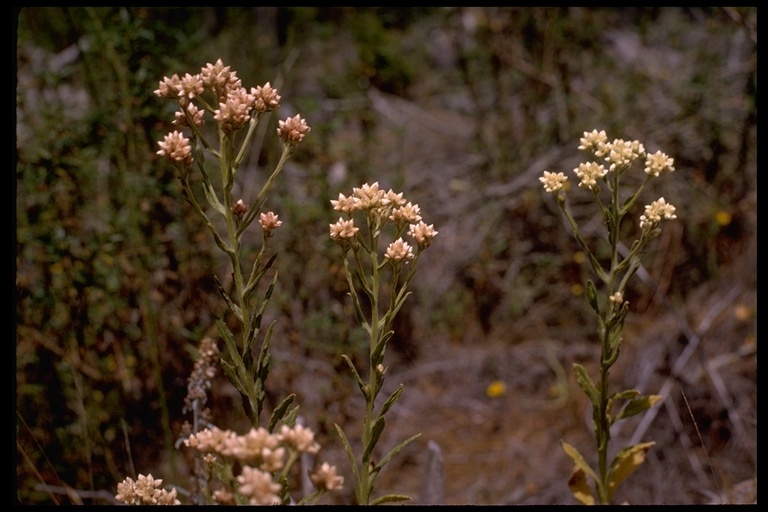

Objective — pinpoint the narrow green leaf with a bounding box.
[573,364,600,407]
[611,389,640,401]
[370,330,392,367]
[614,394,662,422]
[334,424,360,483]
[267,394,296,432]
[244,254,278,305]
[586,279,599,312]
[252,272,279,332]
[210,271,243,322]
[370,494,413,505]
[607,442,655,500]
[219,359,248,397]
[341,354,369,399]
[378,385,404,419]
[363,417,385,463]
[281,404,300,429]
[255,321,276,377]
[389,290,413,320]
[202,181,226,214]
[561,440,599,483]
[216,318,246,375]
[373,432,421,475]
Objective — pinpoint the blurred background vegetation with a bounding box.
[16,7,755,505]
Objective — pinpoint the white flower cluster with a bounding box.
[330,182,438,259]
[155,59,310,165]
[180,423,342,505]
[115,474,180,506]
[543,130,676,193]
[541,130,678,232]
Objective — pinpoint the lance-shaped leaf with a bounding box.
[573,363,600,408]
[606,441,655,500]
[216,318,246,377]
[613,394,661,423]
[567,466,596,505]
[370,494,413,506]
[268,394,296,432]
[372,432,422,477]
[586,279,599,313]
[247,271,278,339]
[219,358,248,398]
[334,423,360,484]
[363,416,386,463]
[203,181,226,214]
[611,389,640,400]
[388,290,413,322]
[211,271,243,322]
[280,404,300,429]
[378,384,404,419]
[341,354,369,399]
[243,254,278,305]
[370,330,394,367]
[561,440,599,483]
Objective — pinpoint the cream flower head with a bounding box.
[540,171,568,193]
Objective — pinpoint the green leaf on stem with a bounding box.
[363,417,386,463]
[586,279,599,312]
[373,432,421,476]
[268,394,296,432]
[250,272,278,336]
[613,394,661,423]
[220,358,248,398]
[211,271,243,322]
[216,318,243,370]
[334,423,360,483]
[561,440,599,483]
[370,330,393,367]
[370,494,413,505]
[573,363,600,407]
[378,384,404,419]
[341,354,369,400]
[389,290,413,320]
[606,441,655,500]
[244,253,278,305]
[610,389,640,401]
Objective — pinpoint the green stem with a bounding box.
[359,228,382,505]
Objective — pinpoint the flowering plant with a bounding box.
[116,60,341,506]
[329,182,437,504]
[540,130,676,504]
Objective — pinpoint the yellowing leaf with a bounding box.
[607,441,655,500]
[561,440,599,482]
[614,394,662,422]
[567,466,596,505]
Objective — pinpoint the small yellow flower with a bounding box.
[715,209,732,226]
[733,304,752,322]
[486,380,507,398]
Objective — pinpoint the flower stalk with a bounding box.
[154,60,310,429]
[541,130,674,504]
[329,183,437,505]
